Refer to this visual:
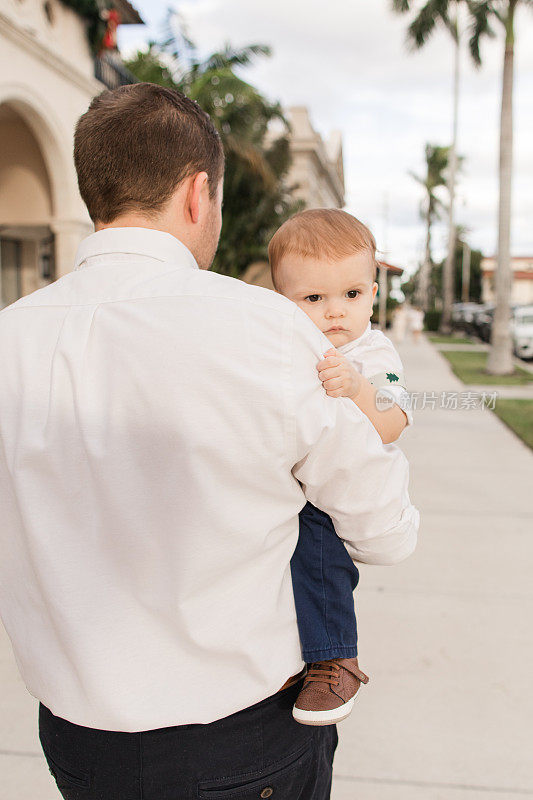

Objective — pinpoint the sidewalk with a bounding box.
[331,333,533,799]
[0,637,56,798]
[1,334,532,799]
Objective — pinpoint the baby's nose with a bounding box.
[326,304,345,317]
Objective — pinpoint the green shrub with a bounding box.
[424,310,442,331]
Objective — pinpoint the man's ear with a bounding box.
[188,171,209,224]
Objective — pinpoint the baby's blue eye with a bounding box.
[347,290,359,298]
[306,295,321,302]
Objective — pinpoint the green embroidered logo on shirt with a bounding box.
[386,373,399,382]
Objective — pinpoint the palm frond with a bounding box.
[160,8,196,62]
[410,142,451,226]
[203,44,271,72]
[224,136,278,191]
[491,5,505,25]
[408,170,426,187]
[441,9,458,42]
[466,0,496,66]
[432,194,447,217]
[434,0,454,32]
[407,0,450,49]
[391,0,412,12]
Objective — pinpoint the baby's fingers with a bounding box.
[318,365,343,382]
[323,377,344,391]
[316,356,341,371]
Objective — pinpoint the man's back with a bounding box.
[0,228,312,731]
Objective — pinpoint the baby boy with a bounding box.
[268,208,413,725]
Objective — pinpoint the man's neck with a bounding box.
[95,214,180,238]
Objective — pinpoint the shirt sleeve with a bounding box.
[353,331,414,428]
[373,383,413,428]
[288,307,419,566]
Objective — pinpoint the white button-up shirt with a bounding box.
[0,228,419,732]
[339,323,414,428]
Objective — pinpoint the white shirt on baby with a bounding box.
[339,322,413,428]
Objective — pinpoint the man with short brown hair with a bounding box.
[0,83,417,799]
[74,82,225,266]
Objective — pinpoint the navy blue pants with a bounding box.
[39,679,338,799]
[290,502,359,662]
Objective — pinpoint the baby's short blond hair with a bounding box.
[268,208,377,289]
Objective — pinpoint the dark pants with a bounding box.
[290,502,360,662]
[39,678,338,800]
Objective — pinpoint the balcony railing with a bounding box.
[94,54,138,90]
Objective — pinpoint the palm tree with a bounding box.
[410,144,450,311]
[187,66,299,276]
[468,0,532,374]
[125,10,271,96]
[125,12,299,277]
[392,0,469,334]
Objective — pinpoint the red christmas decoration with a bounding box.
[101,8,121,51]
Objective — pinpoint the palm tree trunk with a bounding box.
[379,193,389,330]
[487,1,516,375]
[379,263,388,330]
[439,30,460,334]
[416,206,432,312]
[461,241,471,303]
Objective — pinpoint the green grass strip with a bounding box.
[492,399,533,450]
[428,334,476,345]
[440,350,533,386]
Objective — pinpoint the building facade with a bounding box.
[243,110,402,321]
[242,106,346,290]
[0,0,141,307]
[481,256,533,305]
[285,106,345,210]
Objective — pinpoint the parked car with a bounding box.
[512,305,533,360]
[452,302,480,330]
[475,303,523,345]
[465,304,494,339]
[476,306,496,342]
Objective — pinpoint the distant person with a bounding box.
[0,84,418,799]
[408,304,425,343]
[391,302,408,344]
[269,209,416,726]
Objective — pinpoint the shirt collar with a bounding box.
[338,321,372,355]
[74,228,199,271]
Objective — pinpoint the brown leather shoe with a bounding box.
[292,658,369,726]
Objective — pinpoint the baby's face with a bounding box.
[276,251,378,346]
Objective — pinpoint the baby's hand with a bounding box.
[316,348,363,400]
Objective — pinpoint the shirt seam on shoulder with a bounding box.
[0,293,295,317]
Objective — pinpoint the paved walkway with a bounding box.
[432,342,490,351]
[331,333,533,800]
[1,333,532,799]
[461,384,533,400]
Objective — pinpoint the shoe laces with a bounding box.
[303,660,341,687]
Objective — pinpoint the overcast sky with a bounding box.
[119,0,533,277]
